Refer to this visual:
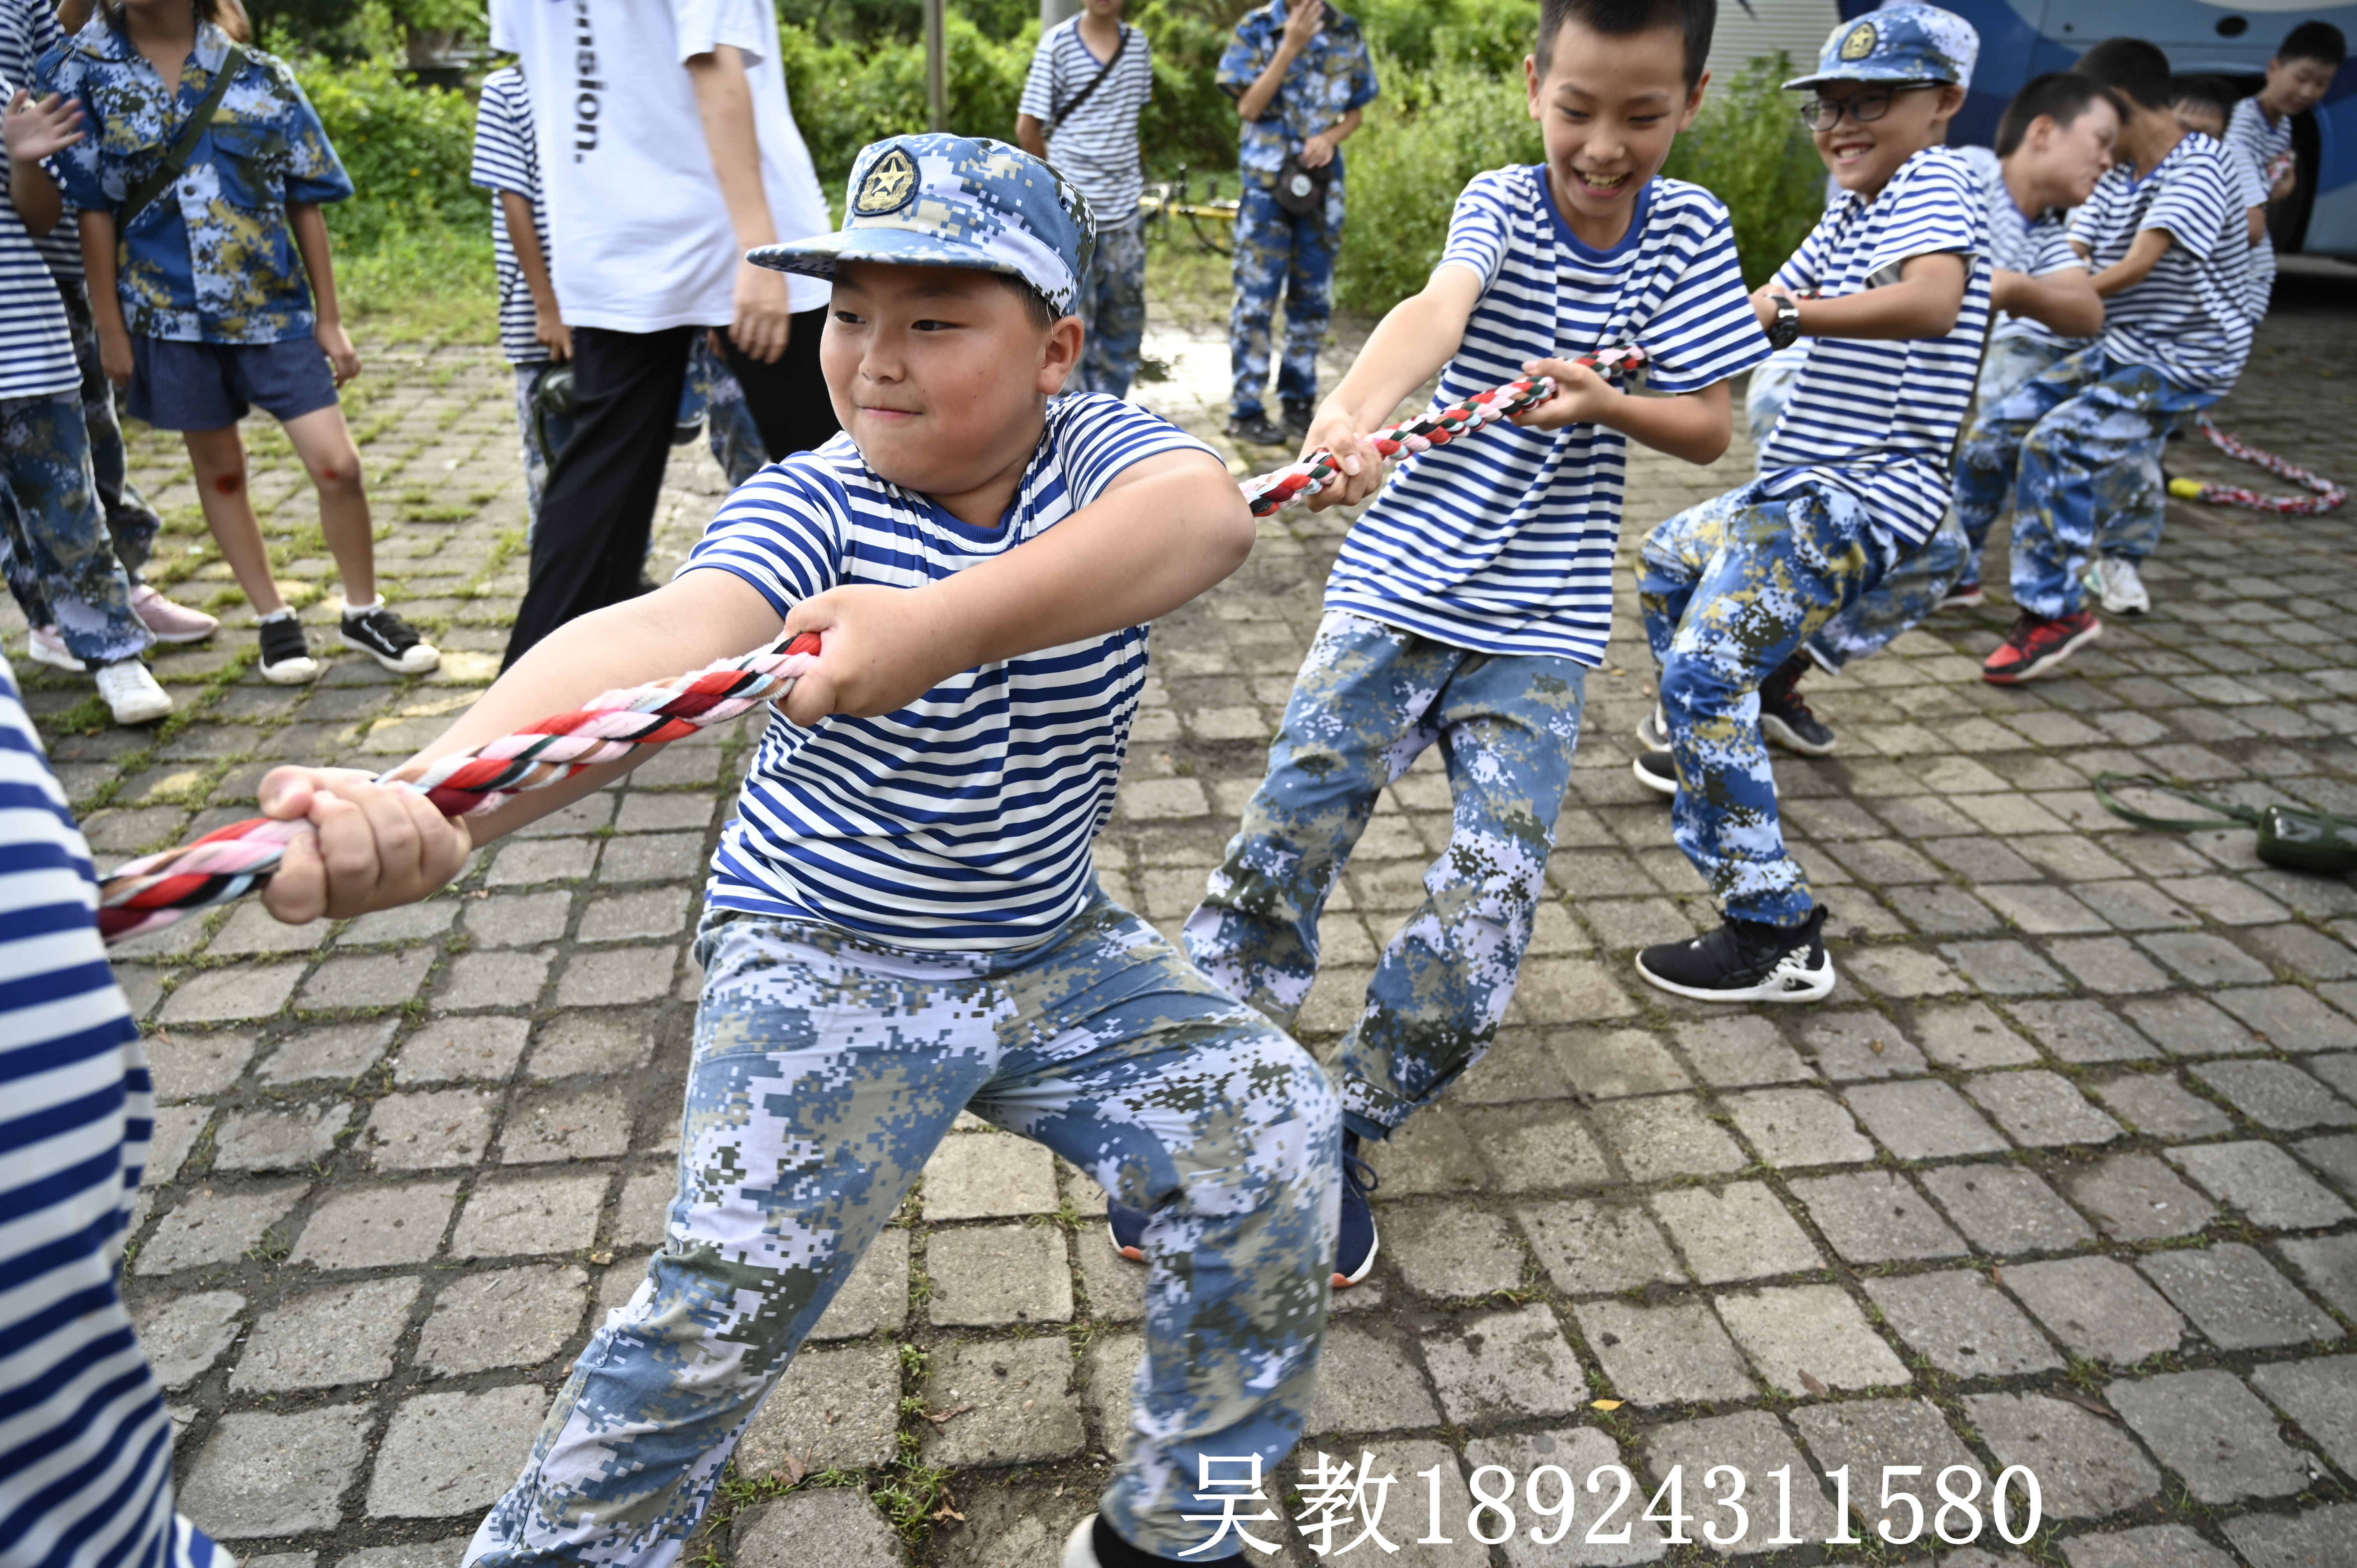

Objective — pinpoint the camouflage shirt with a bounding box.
[1216,2,1378,183]
[39,19,352,343]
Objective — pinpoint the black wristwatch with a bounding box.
[1766,293,1803,351]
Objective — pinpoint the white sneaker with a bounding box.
[1063,1517,1102,1568]
[27,627,88,673]
[95,660,173,725]
[2092,555,2150,616]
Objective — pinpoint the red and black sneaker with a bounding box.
[1982,608,2101,685]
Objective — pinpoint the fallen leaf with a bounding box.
[921,1402,976,1425]
[589,1250,614,1265]
[1988,1265,2004,1286]
[155,1028,175,1045]
[1799,1370,1830,1397]
[931,1504,966,1522]
[2059,1391,2115,1419]
[1869,1038,1886,1055]
[1590,1398,1625,1411]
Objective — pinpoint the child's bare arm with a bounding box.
[2090,228,2172,297]
[1754,252,1969,340]
[257,569,790,921]
[686,45,790,364]
[77,210,133,385]
[289,201,361,384]
[1991,265,2103,338]
[499,189,569,361]
[782,448,1254,718]
[1299,265,1483,510]
[1516,362,1733,466]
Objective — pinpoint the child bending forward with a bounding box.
[253,135,1335,1568]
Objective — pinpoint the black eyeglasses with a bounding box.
[1797,81,1939,132]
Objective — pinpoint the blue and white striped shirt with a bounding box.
[1961,146,2088,351]
[0,0,78,283]
[1758,147,1993,548]
[683,396,1210,952]
[0,72,78,404]
[470,65,550,367]
[1324,169,1767,663]
[1018,18,1154,228]
[2222,98,2283,319]
[0,657,228,1568]
[2069,133,2254,394]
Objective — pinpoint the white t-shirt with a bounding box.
[488,0,832,330]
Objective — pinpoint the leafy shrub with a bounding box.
[1662,52,1827,287]
[293,48,484,252]
[776,10,1039,194]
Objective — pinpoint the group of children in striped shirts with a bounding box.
[3,0,2345,1563]
[0,0,438,731]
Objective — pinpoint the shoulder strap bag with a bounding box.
[116,43,246,234]
[1049,25,1129,133]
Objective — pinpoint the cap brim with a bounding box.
[1783,64,1958,89]
[746,226,1032,285]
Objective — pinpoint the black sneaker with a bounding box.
[1759,657,1836,756]
[1633,749,1679,797]
[1280,400,1315,441]
[1336,1131,1379,1288]
[1226,411,1288,447]
[340,604,441,675]
[1636,906,1835,1003]
[256,615,320,685]
[1635,704,1672,754]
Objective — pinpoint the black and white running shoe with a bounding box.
[340,604,442,675]
[1636,906,1835,1003]
[1759,656,1837,756]
[1633,750,1679,797]
[257,616,320,685]
[1635,703,1672,754]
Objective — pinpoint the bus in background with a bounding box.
[1834,0,2357,256]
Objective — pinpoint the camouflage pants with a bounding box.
[1077,217,1149,401]
[1229,178,1343,420]
[1184,612,1586,1139]
[60,277,163,579]
[0,392,149,666]
[1640,479,1898,925]
[687,332,768,490]
[465,894,1336,1566]
[1967,347,2214,619]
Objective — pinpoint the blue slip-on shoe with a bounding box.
[1336,1132,1380,1287]
[1107,1197,1150,1263]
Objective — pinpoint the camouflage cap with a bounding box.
[747,134,1097,316]
[1786,4,1980,90]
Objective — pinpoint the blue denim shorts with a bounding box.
[126,336,339,430]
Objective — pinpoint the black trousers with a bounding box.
[502,307,836,668]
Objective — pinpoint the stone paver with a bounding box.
[61,284,2357,1560]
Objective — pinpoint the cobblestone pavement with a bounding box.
[16,268,2357,1568]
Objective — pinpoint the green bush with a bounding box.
[1329,51,1540,316]
[1662,52,1827,287]
[777,11,1040,194]
[293,49,485,252]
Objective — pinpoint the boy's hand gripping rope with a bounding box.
[2166,414,2346,516]
[95,349,1644,945]
[1238,344,1649,517]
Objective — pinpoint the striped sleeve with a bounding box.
[1772,204,1836,295]
[0,657,230,1568]
[1056,395,1216,504]
[470,70,537,196]
[2023,222,2083,278]
[1435,171,1514,290]
[681,452,853,615]
[1630,185,1767,395]
[2142,147,2236,260]
[1864,153,1980,277]
[1017,30,1058,122]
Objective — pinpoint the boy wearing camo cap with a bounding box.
[247,134,1337,1568]
[1630,4,1991,1003]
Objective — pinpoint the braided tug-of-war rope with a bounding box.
[2167,413,2346,516]
[97,350,1648,944]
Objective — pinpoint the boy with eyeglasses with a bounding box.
[1683,70,2118,757]
[1968,36,2254,678]
[1629,4,1989,1002]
